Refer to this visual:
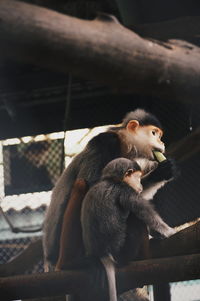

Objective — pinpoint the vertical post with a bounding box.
[153,283,171,301]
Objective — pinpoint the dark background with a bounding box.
[0,0,200,227]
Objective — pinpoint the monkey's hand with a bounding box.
[149,159,177,182]
[151,227,176,240]
[161,226,176,238]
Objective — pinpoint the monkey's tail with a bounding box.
[101,255,117,301]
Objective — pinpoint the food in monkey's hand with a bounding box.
[153,151,178,181]
[153,150,167,162]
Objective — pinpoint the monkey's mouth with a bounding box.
[151,148,165,161]
[153,148,165,154]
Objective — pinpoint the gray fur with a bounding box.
[101,256,117,301]
[43,109,175,269]
[81,159,143,301]
[81,158,174,301]
[43,129,123,265]
[81,158,174,259]
[122,109,148,127]
[102,158,141,181]
[132,196,175,237]
[43,142,110,265]
[43,156,80,265]
[122,109,162,129]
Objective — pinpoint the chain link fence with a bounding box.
[0,133,65,274]
[0,236,44,274]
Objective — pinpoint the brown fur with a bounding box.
[55,179,88,270]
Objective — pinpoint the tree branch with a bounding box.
[0,1,200,103]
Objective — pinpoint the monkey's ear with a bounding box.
[126,120,139,132]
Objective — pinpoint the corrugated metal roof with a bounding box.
[0,191,51,212]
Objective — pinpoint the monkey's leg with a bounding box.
[118,214,150,265]
[118,215,150,301]
[55,179,88,271]
[55,180,111,301]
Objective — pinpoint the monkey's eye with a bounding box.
[126,169,133,176]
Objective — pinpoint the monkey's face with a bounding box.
[134,125,165,159]
[123,169,143,193]
[125,120,165,160]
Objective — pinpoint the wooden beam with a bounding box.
[118,253,200,294]
[1,221,200,280]
[0,1,200,103]
[0,253,200,300]
[153,283,171,301]
[150,221,200,259]
[167,127,200,162]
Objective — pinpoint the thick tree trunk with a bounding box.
[0,0,200,103]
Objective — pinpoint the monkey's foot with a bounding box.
[118,287,150,301]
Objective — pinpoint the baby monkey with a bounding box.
[81,157,174,301]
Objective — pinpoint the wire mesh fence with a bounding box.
[0,133,66,274]
[3,138,64,195]
[0,236,44,274]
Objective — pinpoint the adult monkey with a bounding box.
[43,109,175,299]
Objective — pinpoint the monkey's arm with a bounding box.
[141,159,177,201]
[142,159,177,185]
[131,197,175,238]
